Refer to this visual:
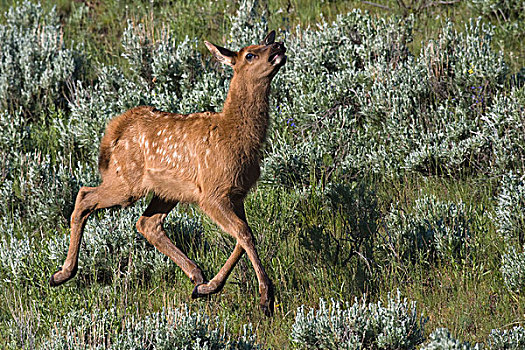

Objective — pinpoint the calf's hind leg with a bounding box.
[135,196,206,285]
[49,184,135,286]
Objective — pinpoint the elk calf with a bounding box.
[49,31,286,316]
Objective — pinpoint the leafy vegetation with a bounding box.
[291,292,426,349]
[0,0,524,348]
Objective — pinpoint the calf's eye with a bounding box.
[245,53,255,60]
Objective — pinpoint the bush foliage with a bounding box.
[0,1,81,115]
[290,292,425,349]
[43,306,261,350]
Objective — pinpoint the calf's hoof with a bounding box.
[49,267,76,287]
[260,282,275,317]
[191,281,225,299]
[191,283,208,299]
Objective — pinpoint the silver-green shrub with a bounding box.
[121,20,208,108]
[0,110,28,154]
[494,173,525,243]
[383,195,470,262]
[0,1,79,114]
[0,217,35,285]
[495,173,525,292]
[370,19,508,176]
[421,328,482,350]
[264,11,516,182]
[43,306,261,349]
[266,11,415,183]
[228,0,268,48]
[290,292,425,349]
[262,140,315,188]
[488,326,525,349]
[477,90,525,173]
[501,245,525,293]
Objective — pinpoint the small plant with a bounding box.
[501,245,525,293]
[496,173,525,292]
[383,194,470,263]
[290,292,425,349]
[494,173,525,244]
[421,328,482,350]
[0,218,35,285]
[488,326,525,349]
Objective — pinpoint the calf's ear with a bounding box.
[205,41,236,67]
[260,30,276,46]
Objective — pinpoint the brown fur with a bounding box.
[49,31,286,316]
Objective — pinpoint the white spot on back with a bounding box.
[204,149,211,167]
